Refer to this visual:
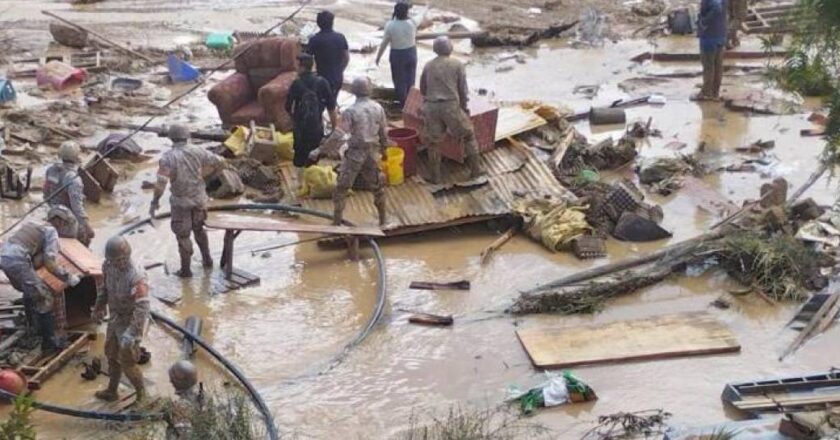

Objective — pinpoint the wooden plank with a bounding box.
[58,238,102,275]
[516,312,740,369]
[631,50,787,63]
[780,291,840,360]
[205,218,385,237]
[27,331,91,390]
[494,107,547,142]
[733,394,840,411]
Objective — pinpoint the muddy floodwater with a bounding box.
[1,1,840,439]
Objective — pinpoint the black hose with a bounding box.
[150,311,279,440]
[118,203,388,439]
[0,388,161,422]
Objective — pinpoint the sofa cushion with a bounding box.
[230,101,268,126]
[248,67,284,90]
[234,37,299,74]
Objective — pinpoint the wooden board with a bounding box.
[58,238,102,275]
[494,106,547,142]
[205,217,385,237]
[516,312,740,369]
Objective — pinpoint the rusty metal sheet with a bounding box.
[281,142,573,234]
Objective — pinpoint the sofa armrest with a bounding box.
[207,73,255,124]
[258,72,297,132]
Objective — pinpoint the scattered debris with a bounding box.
[36,61,87,90]
[49,22,89,48]
[637,155,705,196]
[408,313,454,327]
[631,0,666,17]
[780,290,840,360]
[582,409,672,440]
[723,371,840,415]
[514,198,592,253]
[409,280,471,291]
[571,235,607,259]
[736,139,776,153]
[480,227,517,266]
[97,133,142,160]
[589,107,626,126]
[471,21,578,47]
[508,371,597,415]
[612,211,672,242]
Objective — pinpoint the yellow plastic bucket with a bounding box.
[381,146,405,186]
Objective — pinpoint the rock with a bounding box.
[49,22,89,48]
[759,177,788,208]
[612,211,672,242]
[791,198,825,221]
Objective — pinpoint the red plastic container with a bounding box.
[387,127,419,176]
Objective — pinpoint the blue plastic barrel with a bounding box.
[0,78,16,103]
[167,54,201,83]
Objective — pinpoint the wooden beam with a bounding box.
[27,331,92,390]
[205,218,385,237]
[780,291,840,360]
[733,393,840,411]
[416,31,487,41]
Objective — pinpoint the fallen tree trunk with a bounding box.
[524,230,725,294]
[631,50,787,63]
[510,263,676,315]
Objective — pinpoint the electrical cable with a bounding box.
[0,0,312,239]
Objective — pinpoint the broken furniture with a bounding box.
[8,51,105,79]
[516,312,740,368]
[207,37,299,132]
[745,3,797,34]
[0,165,32,200]
[204,217,385,290]
[80,154,118,203]
[722,371,840,415]
[18,331,94,390]
[247,121,281,165]
[36,238,103,332]
[402,87,499,162]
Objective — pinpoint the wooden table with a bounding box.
[205,218,385,283]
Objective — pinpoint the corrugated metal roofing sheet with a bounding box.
[280,142,573,234]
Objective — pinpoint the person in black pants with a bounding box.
[286,53,338,179]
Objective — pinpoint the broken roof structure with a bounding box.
[281,142,573,235]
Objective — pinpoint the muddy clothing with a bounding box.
[727,0,748,47]
[170,205,210,265]
[701,46,724,98]
[419,56,469,109]
[96,260,149,399]
[285,72,337,167]
[1,223,65,314]
[166,389,201,439]
[334,97,388,225]
[157,142,221,209]
[44,162,92,246]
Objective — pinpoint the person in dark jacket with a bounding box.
[285,53,338,177]
[307,11,350,99]
[694,0,728,101]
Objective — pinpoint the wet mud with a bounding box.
[1,1,839,439]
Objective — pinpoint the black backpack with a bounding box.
[295,79,322,128]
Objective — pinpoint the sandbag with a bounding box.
[299,165,337,199]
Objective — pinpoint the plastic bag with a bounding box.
[298,165,337,199]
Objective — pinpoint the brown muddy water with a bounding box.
[2,1,840,439]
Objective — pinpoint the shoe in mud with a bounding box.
[94,389,119,402]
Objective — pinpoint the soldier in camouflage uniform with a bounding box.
[150,125,224,278]
[419,36,483,184]
[44,141,95,246]
[92,236,150,403]
[332,77,388,226]
[727,0,748,48]
[166,360,202,439]
[0,206,81,351]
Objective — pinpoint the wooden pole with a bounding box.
[42,11,155,63]
[480,228,516,266]
[415,31,488,41]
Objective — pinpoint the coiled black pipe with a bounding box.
[0,388,161,421]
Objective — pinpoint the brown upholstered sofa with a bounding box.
[207,37,300,132]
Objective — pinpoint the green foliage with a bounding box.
[722,232,819,301]
[768,50,833,97]
[0,395,37,440]
[400,406,550,440]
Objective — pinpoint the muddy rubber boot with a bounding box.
[194,230,213,269]
[176,238,193,278]
[466,154,483,179]
[333,196,346,226]
[124,367,147,404]
[375,196,386,227]
[94,361,121,402]
[22,295,37,336]
[427,148,442,184]
[37,312,58,353]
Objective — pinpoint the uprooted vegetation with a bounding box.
[398,406,550,440]
[580,409,671,440]
[720,232,826,301]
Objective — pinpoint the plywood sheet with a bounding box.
[495,106,547,141]
[516,312,740,369]
[58,238,102,276]
[205,217,385,237]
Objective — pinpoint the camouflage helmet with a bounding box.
[47,205,79,238]
[433,36,453,56]
[167,125,190,142]
[58,141,82,164]
[168,360,198,391]
[105,236,131,261]
[350,77,372,97]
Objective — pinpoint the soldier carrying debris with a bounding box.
[92,236,150,403]
[0,206,81,352]
[44,141,95,246]
[419,36,483,184]
[330,77,388,227]
[150,125,225,278]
